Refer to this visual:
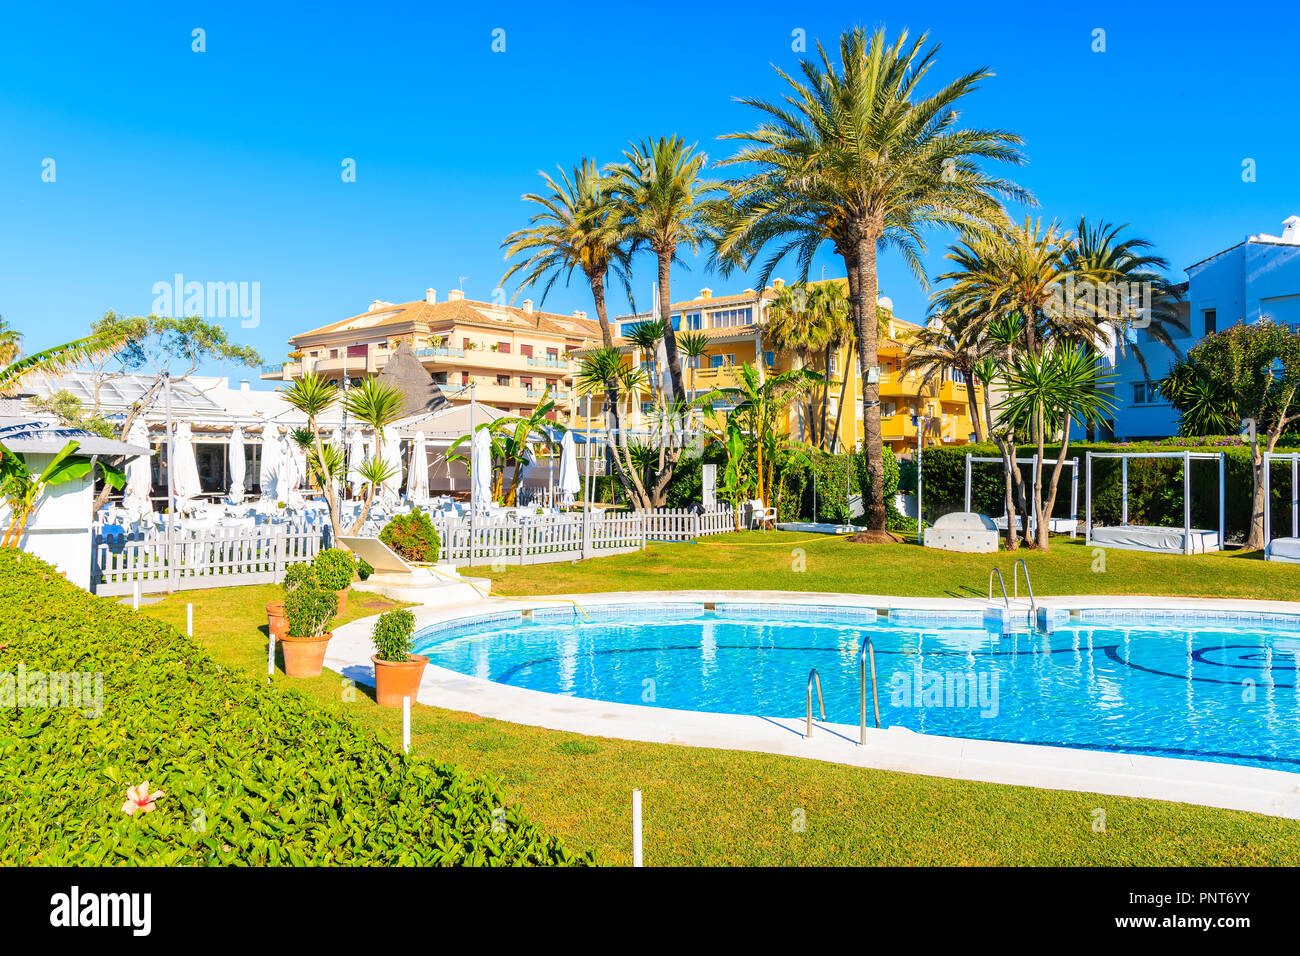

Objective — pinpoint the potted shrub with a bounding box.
[280,586,338,678]
[313,547,355,612]
[370,609,426,707]
[378,511,441,564]
[267,563,317,642]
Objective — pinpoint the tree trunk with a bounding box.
[819,343,832,450]
[588,271,615,350]
[829,356,853,454]
[965,375,984,443]
[656,250,686,400]
[849,236,886,532]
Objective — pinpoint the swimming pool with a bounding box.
[413,603,1300,772]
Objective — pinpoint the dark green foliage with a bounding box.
[282,562,318,594]
[283,586,337,639]
[372,609,416,663]
[312,547,356,591]
[379,511,441,563]
[356,558,374,581]
[0,549,586,865]
[773,446,901,526]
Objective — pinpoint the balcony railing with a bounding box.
[526,355,567,368]
[416,347,466,359]
[261,363,283,375]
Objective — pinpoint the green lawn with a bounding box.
[477,531,1300,600]
[141,536,1300,866]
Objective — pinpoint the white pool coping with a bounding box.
[325,590,1300,821]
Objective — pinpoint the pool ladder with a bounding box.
[803,637,885,743]
[989,562,1039,632]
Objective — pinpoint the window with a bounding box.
[462,338,471,349]
[461,372,470,385]
[520,344,533,358]
[497,342,511,354]
[520,377,533,390]
[685,312,702,330]
[710,355,724,369]
[329,349,338,359]
[546,378,558,388]
[708,307,752,329]
[497,374,511,387]
[1132,381,1160,405]
[829,355,839,376]
[763,350,776,367]
[431,372,448,384]
[882,402,896,418]
[1203,309,1217,334]
[725,353,736,366]
[547,348,559,360]
[670,313,681,331]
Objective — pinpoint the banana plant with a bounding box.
[1,439,125,547]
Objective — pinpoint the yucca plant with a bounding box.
[341,379,405,533]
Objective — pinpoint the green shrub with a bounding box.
[312,548,355,591]
[379,511,441,563]
[283,586,338,639]
[372,609,416,663]
[0,548,586,866]
[356,557,374,581]
[282,562,318,594]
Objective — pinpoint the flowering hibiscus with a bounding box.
[121,781,165,816]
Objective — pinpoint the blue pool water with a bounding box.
[413,604,1300,771]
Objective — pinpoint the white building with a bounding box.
[1113,215,1300,438]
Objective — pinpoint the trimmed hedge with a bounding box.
[0,549,587,865]
[379,511,441,564]
[919,438,1300,539]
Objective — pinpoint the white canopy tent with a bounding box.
[1085,450,1226,555]
[964,454,1080,537]
[1263,452,1300,563]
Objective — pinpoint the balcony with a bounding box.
[526,355,568,369]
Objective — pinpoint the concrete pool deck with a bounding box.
[325,590,1300,821]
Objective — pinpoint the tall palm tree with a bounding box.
[501,159,634,350]
[609,136,712,402]
[677,330,710,402]
[0,318,21,367]
[764,283,829,444]
[902,309,987,441]
[713,26,1030,531]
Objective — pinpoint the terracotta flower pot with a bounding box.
[266,601,288,642]
[335,587,350,613]
[371,653,428,708]
[281,632,333,678]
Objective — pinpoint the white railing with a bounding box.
[641,505,738,540]
[92,527,324,596]
[432,512,645,567]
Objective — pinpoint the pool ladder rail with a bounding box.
[803,638,885,744]
[989,562,1039,632]
[805,669,826,739]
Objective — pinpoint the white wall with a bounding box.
[0,452,93,590]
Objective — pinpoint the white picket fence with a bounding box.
[432,512,646,566]
[92,527,324,596]
[640,506,739,541]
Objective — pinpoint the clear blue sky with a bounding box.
[2,0,1296,386]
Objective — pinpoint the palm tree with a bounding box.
[808,283,853,449]
[902,309,987,441]
[576,346,653,508]
[340,378,406,533]
[0,318,21,367]
[0,326,134,396]
[491,389,563,505]
[609,136,713,402]
[763,283,829,444]
[625,319,666,400]
[501,159,634,351]
[283,371,345,539]
[677,330,710,403]
[713,26,1030,532]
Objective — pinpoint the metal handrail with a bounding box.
[859,635,882,744]
[805,668,826,739]
[988,567,1010,609]
[1014,558,1037,625]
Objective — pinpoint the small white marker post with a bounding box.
[631,789,643,868]
[402,696,411,754]
[132,581,140,611]
[186,603,193,637]
[266,629,274,684]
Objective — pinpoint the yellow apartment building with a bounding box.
[261,289,605,420]
[589,279,983,454]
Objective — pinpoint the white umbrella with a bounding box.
[379,425,403,500]
[347,429,367,497]
[558,430,579,505]
[227,426,246,504]
[406,430,429,499]
[123,419,153,517]
[471,427,493,510]
[259,427,281,502]
[277,434,296,505]
[171,421,203,503]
